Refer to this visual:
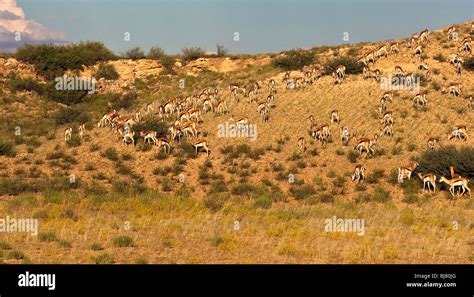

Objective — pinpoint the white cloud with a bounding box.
[0,0,67,52]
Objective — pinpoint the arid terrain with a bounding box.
[0,21,472,264]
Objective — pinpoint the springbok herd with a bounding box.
[62,25,472,198]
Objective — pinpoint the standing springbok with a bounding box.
[64,128,73,142]
[330,110,340,123]
[398,162,418,183]
[413,93,427,107]
[78,124,86,140]
[439,176,471,197]
[190,139,210,157]
[340,127,350,145]
[417,173,436,193]
[351,164,366,183]
[448,125,468,141]
[427,137,437,150]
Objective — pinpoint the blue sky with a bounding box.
[9,0,474,54]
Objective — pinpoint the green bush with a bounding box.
[159,55,175,70]
[54,107,89,124]
[16,42,115,80]
[323,56,363,75]
[433,53,446,62]
[0,142,16,157]
[148,46,165,60]
[44,81,88,105]
[373,186,390,203]
[272,49,315,71]
[418,145,474,178]
[95,63,119,80]
[110,92,137,110]
[289,184,316,200]
[8,77,43,94]
[181,47,205,61]
[124,47,145,60]
[112,235,135,247]
[464,57,474,71]
[204,193,229,212]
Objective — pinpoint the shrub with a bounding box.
[112,235,134,247]
[159,55,175,70]
[54,107,89,124]
[254,193,273,209]
[148,46,165,60]
[367,169,385,184]
[373,186,390,202]
[16,42,115,80]
[124,47,145,60]
[418,145,474,178]
[231,183,256,197]
[323,56,363,75]
[38,231,58,242]
[92,253,114,264]
[8,250,26,260]
[90,242,104,251]
[0,142,16,157]
[318,193,334,203]
[464,57,474,71]
[289,184,316,200]
[216,44,229,57]
[272,49,315,71]
[433,53,446,62]
[181,47,205,61]
[204,193,229,212]
[44,81,88,105]
[8,77,43,94]
[133,119,168,137]
[110,92,137,110]
[347,150,359,163]
[95,63,119,80]
[102,147,119,161]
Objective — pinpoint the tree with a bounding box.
[125,47,145,60]
[216,44,229,57]
[148,46,165,60]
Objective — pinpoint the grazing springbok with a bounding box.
[64,128,73,142]
[190,139,210,157]
[447,26,457,40]
[155,137,171,154]
[340,126,350,145]
[398,162,418,183]
[448,83,462,97]
[297,137,306,153]
[139,131,158,146]
[353,133,377,156]
[330,110,340,123]
[448,125,468,141]
[413,93,427,107]
[380,123,394,137]
[351,164,366,183]
[389,42,399,54]
[427,138,437,150]
[417,173,437,193]
[381,110,394,125]
[439,176,471,197]
[122,131,136,146]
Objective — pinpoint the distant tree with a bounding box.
[181,47,205,61]
[148,46,165,60]
[125,47,145,60]
[216,44,229,57]
[159,55,175,70]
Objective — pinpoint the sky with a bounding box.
[0,0,473,54]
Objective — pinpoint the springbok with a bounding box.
[448,125,468,141]
[427,138,437,150]
[417,173,436,193]
[64,128,73,142]
[439,176,471,197]
[380,123,394,137]
[330,110,340,123]
[413,93,427,107]
[340,127,350,145]
[122,131,136,146]
[155,137,171,154]
[297,137,306,153]
[78,124,86,140]
[398,162,418,183]
[190,139,210,156]
[447,26,457,40]
[351,164,366,183]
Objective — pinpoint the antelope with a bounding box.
[427,137,437,150]
[179,121,198,138]
[257,101,267,115]
[155,137,171,154]
[380,123,394,137]
[379,95,392,114]
[381,110,394,125]
[359,51,376,65]
[134,110,142,122]
[447,26,457,40]
[418,28,430,44]
[286,79,296,90]
[312,66,322,80]
[139,131,158,146]
[449,54,462,65]
[448,125,468,141]
[413,44,423,56]
[398,162,418,183]
[469,96,473,110]
[304,70,313,85]
[266,94,275,106]
[340,126,350,145]
[216,100,229,114]
[382,91,393,102]
[448,83,462,97]
[78,124,86,140]
[417,173,437,193]
[268,79,276,94]
[308,115,317,130]
[295,77,305,89]
[230,88,239,102]
[408,33,418,47]
[64,128,72,142]
[283,71,290,82]
[413,93,427,107]
[168,126,183,143]
[253,82,261,94]
[455,60,462,76]
[229,115,250,130]
[353,133,377,156]
[372,69,381,82]
[297,137,306,153]
[389,42,399,54]
[375,45,388,59]
[335,65,346,83]
[311,125,329,146]
[439,176,471,197]
[247,89,257,103]
[260,105,269,122]
[393,66,405,76]
[330,110,340,123]
[363,66,372,79]
[459,39,472,54]
[351,164,366,183]
[450,165,461,179]
[122,131,136,146]
[190,139,210,156]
